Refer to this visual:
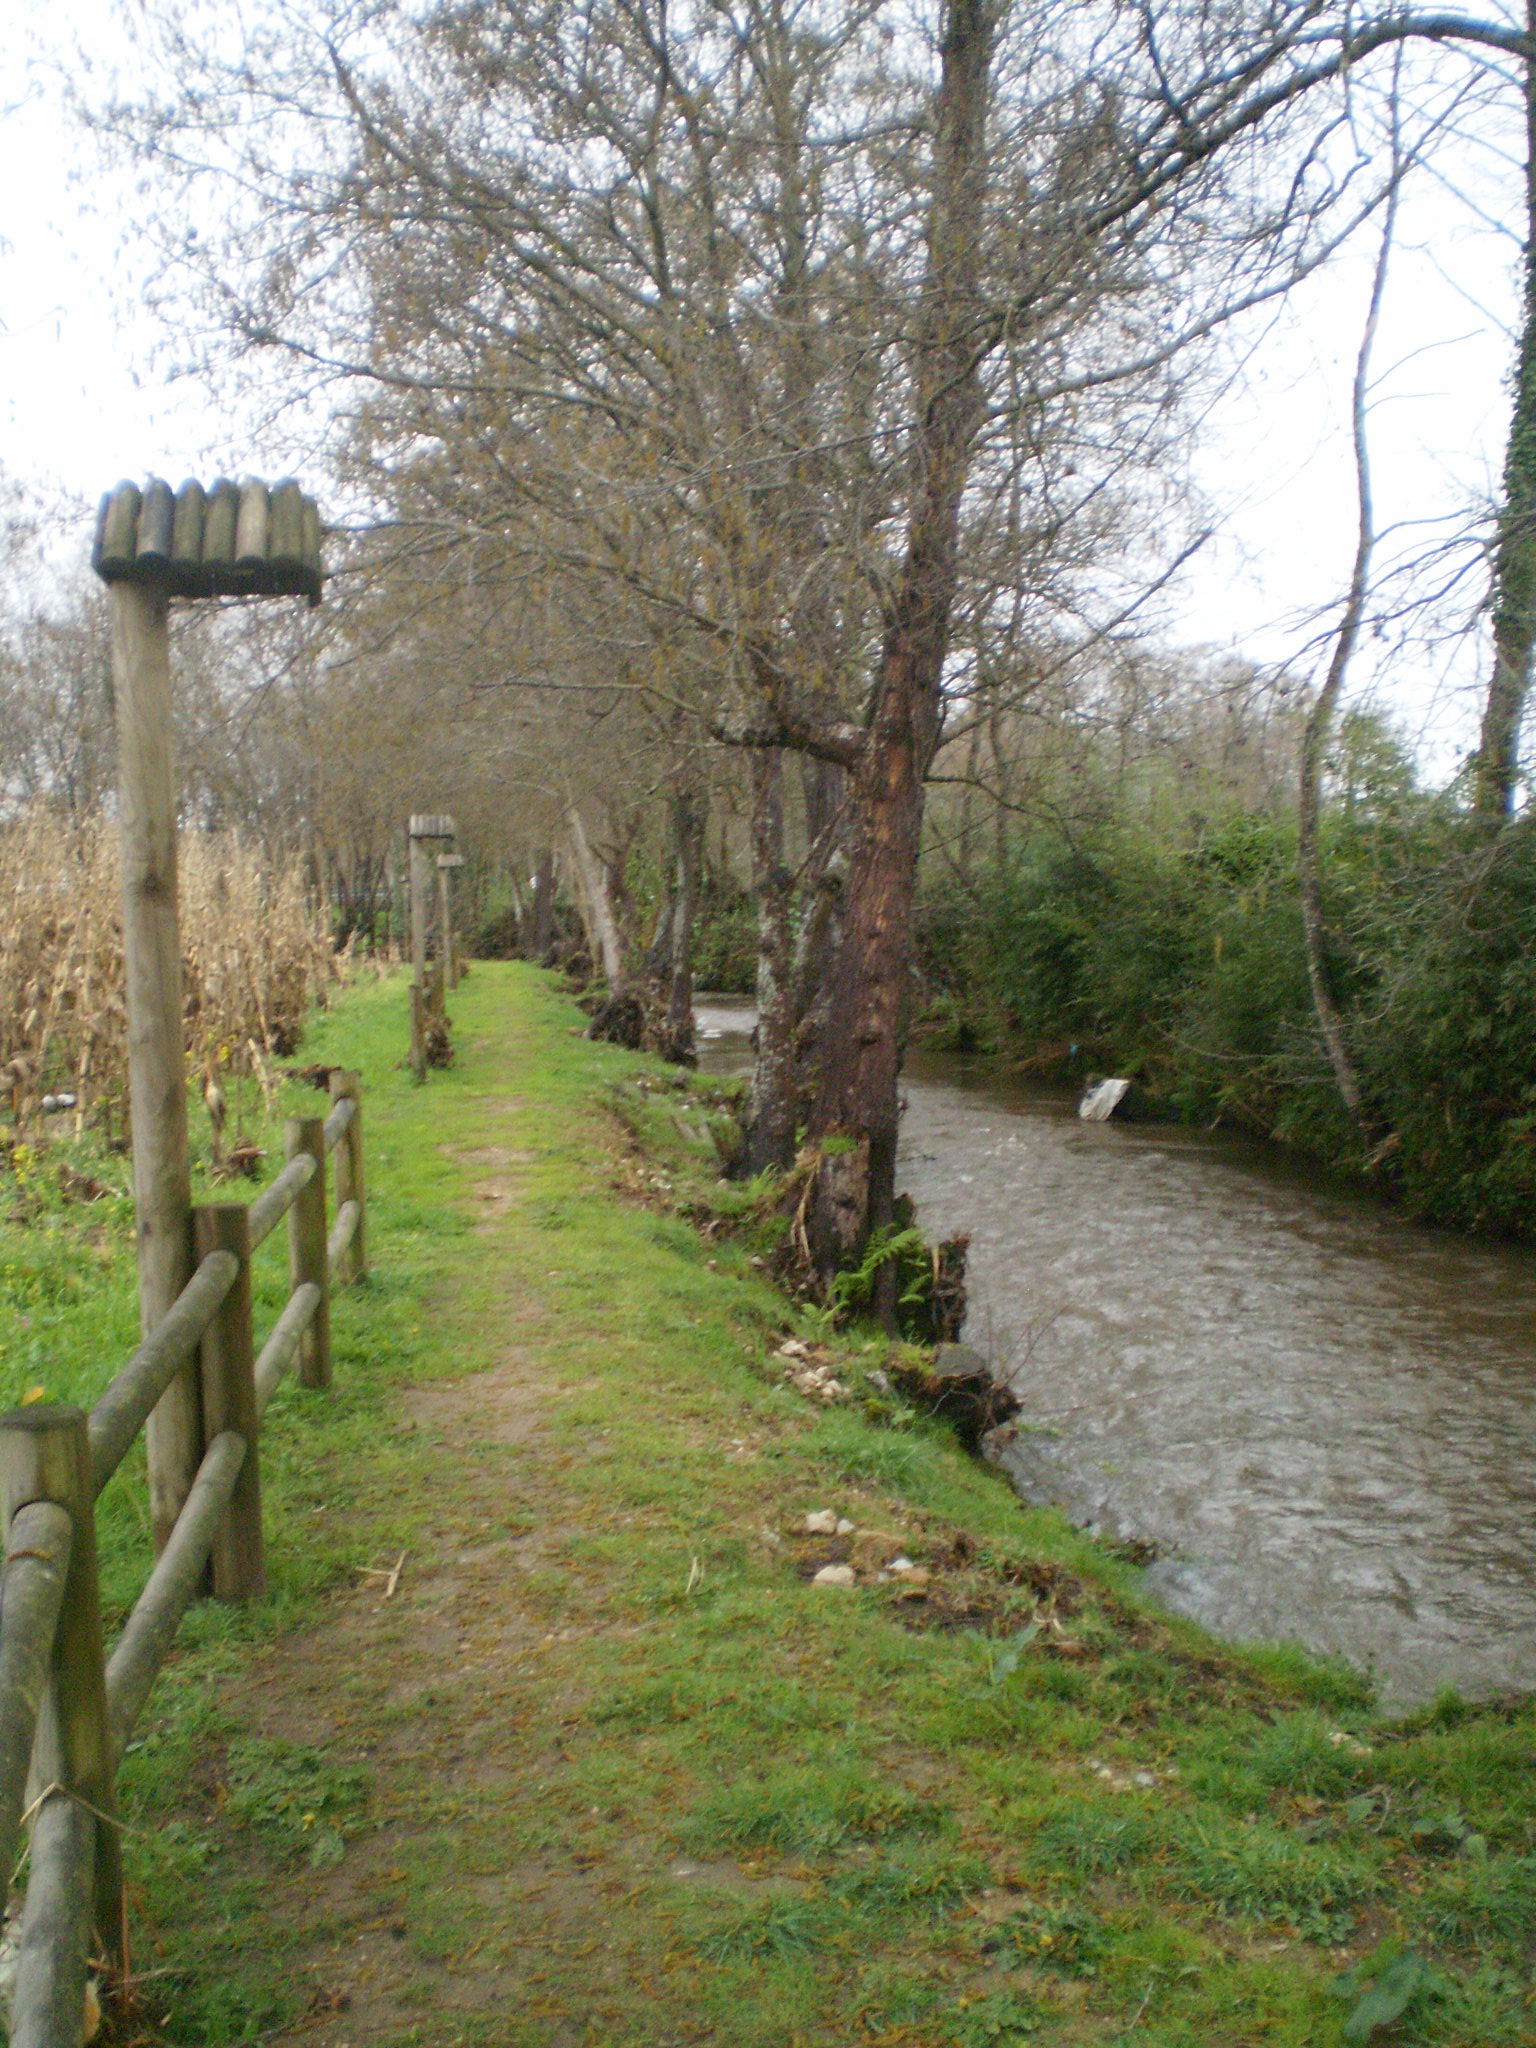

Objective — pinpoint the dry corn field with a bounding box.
[0,806,342,1141]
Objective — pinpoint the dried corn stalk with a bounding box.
[0,807,340,1132]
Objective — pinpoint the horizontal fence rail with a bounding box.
[0,1065,369,2042]
[105,1431,248,1762]
[88,1251,239,1497]
[254,1284,323,1416]
[327,1199,362,1270]
[246,1150,318,1251]
[323,1091,356,1154]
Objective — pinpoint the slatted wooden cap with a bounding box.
[92,477,324,605]
[408,815,457,840]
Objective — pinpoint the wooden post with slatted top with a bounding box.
[437,851,465,990]
[94,477,324,1551]
[407,815,457,1072]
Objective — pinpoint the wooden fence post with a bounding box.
[109,580,199,1555]
[193,1206,264,1600]
[409,982,427,1083]
[409,826,431,1047]
[436,858,451,995]
[434,856,455,990]
[286,1119,331,1388]
[0,1406,125,1968]
[437,850,466,990]
[407,816,457,1065]
[329,1070,367,1283]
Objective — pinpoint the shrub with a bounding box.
[917,800,1536,1236]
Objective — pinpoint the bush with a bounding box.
[693,876,756,993]
[474,905,523,958]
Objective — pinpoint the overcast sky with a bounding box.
[0,1,1519,776]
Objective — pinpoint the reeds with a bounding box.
[0,806,341,1137]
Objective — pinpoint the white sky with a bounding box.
[0,3,297,541]
[1179,184,1513,772]
[0,1,1521,777]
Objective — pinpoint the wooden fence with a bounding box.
[0,1068,367,2045]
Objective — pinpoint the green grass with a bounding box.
[1,963,1533,2045]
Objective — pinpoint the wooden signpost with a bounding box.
[93,478,324,1548]
[437,851,465,991]
[406,815,456,1078]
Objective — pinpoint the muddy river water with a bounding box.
[697,1004,1536,1708]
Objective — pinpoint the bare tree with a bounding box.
[1297,162,1403,1133]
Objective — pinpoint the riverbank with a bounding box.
[5,966,1532,2044]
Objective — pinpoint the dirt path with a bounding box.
[151,1015,801,2048]
[219,1133,624,2043]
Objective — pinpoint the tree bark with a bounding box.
[804,0,994,1284]
[742,749,799,1174]
[1473,23,1536,818]
[640,782,705,1064]
[664,789,704,1060]
[790,779,848,1108]
[566,806,625,986]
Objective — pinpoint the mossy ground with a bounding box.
[1,965,1532,2046]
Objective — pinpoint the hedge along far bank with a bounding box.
[916,803,1536,1237]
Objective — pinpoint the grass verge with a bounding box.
[1,964,1532,2047]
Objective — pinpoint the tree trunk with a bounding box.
[790,771,848,1109]
[742,749,799,1175]
[1473,30,1536,818]
[566,807,625,986]
[804,705,928,1277]
[664,790,704,1059]
[802,0,993,1288]
[528,848,555,959]
[957,722,982,888]
[801,757,844,853]
[640,783,706,1064]
[1298,180,1397,1132]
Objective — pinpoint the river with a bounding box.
[697,1003,1536,1709]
